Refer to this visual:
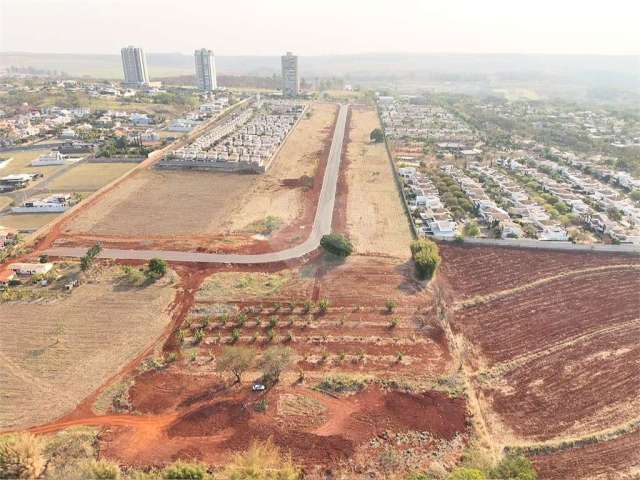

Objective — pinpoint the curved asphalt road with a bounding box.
[46,105,349,264]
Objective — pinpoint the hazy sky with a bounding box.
[1,0,638,56]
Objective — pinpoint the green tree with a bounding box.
[216,346,256,383]
[320,234,353,257]
[259,346,292,383]
[147,258,168,277]
[463,221,480,237]
[370,128,384,143]
[162,461,209,479]
[410,239,441,280]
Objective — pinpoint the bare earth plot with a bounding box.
[344,107,412,258]
[0,266,176,430]
[47,162,138,192]
[0,212,61,231]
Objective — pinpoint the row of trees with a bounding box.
[216,345,292,385]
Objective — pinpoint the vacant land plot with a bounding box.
[47,162,137,192]
[226,102,338,233]
[344,107,412,257]
[0,266,175,430]
[0,212,61,231]
[0,195,12,210]
[63,169,255,237]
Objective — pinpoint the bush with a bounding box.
[89,459,121,479]
[320,234,353,257]
[0,433,45,479]
[447,468,486,480]
[318,298,330,313]
[370,128,384,143]
[219,439,300,479]
[385,299,397,313]
[121,265,146,286]
[463,221,480,237]
[490,454,537,480]
[162,461,209,479]
[254,399,268,412]
[410,239,441,280]
[148,258,168,277]
[316,375,368,393]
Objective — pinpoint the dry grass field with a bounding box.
[47,162,137,192]
[344,107,412,257]
[226,102,338,232]
[0,195,12,210]
[0,212,61,231]
[0,266,176,430]
[63,169,255,237]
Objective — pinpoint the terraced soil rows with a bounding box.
[439,243,640,299]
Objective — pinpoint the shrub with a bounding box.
[490,454,537,480]
[0,433,45,480]
[385,299,397,313]
[302,300,313,313]
[162,461,209,479]
[89,459,121,479]
[389,317,399,328]
[254,399,268,412]
[370,128,384,143]
[121,265,146,286]
[193,329,204,344]
[147,258,168,277]
[268,316,278,328]
[320,234,353,257]
[318,298,330,313]
[219,439,300,480]
[316,375,368,393]
[447,468,486,480]
[231,328,241,343]
[410,239,441,280]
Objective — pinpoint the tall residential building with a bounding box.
[281,51,299,98]
[194,48,217,92]
[120,46,150,86]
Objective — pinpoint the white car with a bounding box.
[252,383,266,392]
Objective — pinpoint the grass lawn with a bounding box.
[0,212,61,231]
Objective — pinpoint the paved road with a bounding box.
[46,105,349,264]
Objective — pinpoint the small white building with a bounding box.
[61,128,76,138]
[31,151,65,166]
[430,220,457,238]
[9,262,54,275]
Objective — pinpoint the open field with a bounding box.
[0,195,12,210]
[0,212,61,231]
[57,102,338,252]
[0,265,176,430]
[47,162,138,192]
[62,169,255,238]
[437,243,640,478]
[343,107,412,257]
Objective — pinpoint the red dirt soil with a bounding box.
[438,243,640,299]
[531,429,640,479]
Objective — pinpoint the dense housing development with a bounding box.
[162,99,305,172]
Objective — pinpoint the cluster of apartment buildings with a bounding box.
[165,100,305,172]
